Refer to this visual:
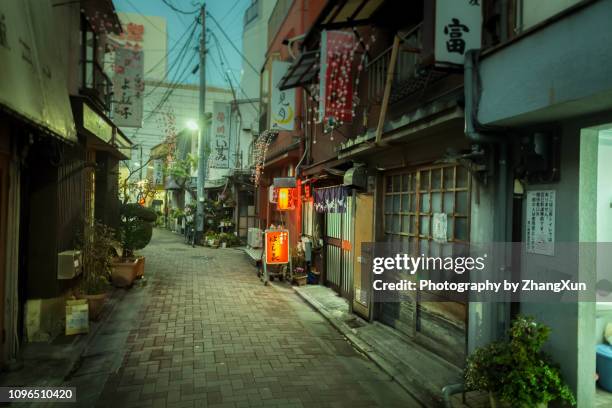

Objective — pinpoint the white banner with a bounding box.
[435,0,482,66]
[211,102,231,169]
[112,48,144,127]
[270,61,295,131]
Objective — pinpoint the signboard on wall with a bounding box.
[318,30,355,124]
[526,190,556,256]
[434,0,482,66]
[210,102,230,168]
[112,48,144,127]
[270,61,296,131]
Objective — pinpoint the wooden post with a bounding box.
[375,35,401,145]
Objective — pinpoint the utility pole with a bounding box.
[196,3,207,240]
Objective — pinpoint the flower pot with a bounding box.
[111,258,138,287]
[135,256,145,278]
[293,275,307,286]
[78,292,108,321]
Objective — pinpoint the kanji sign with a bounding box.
[526,190,555,256]
[434,0,482,66]
[271,61,295,131]
[211,102,230,168]
[318,30,355,123]
[113,47,144,127]
[265,230,289,265]
[276,187,297,211]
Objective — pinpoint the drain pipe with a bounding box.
[441,50,512,406]
[465,49,511,339]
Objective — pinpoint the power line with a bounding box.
[124,0,178,42]
[160,0,199,15]
[206,11,258,75]
[219,0,243,22]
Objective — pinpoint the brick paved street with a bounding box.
[95,229,420,407]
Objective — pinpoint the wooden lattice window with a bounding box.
[383,164,471,255]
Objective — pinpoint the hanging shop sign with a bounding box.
[434,0,482,66]
[211,102,231,168]
[318,30,356,124]
[113,47,145,127]
[314,185,348,213]
[83,103,113,143]
[265,230,289,265]
[271,61,296,131]
[277,187,298,211]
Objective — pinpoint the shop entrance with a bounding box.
[380,163,471,367]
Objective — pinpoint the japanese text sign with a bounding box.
[434,0,482,66]
[211,102,230,168]
[113,47,144,127]
[265,230,289,265]
[318,30,355,124]
[271,61,296,130]
[276,187,297,211]
[526,190,556,256]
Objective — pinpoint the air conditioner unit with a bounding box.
[57,250,83,280]
[247,228,263,248]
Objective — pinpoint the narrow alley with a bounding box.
[64,229,418,407]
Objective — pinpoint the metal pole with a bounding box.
[196,3,207,240]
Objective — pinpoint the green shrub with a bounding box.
[465,315,576,407]
[118,203,156,259]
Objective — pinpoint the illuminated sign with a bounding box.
[276,187,297,211]
[265,230,289,264]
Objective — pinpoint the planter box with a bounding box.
[110,258,138,287]
[135,256,145,278]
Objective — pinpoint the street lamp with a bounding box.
[186,120,199,131]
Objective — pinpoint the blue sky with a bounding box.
[113,0,250,87]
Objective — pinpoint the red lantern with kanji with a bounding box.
[276,187,296,211]
[265,230,289,264]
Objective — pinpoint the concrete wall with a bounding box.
[478,0,612,127]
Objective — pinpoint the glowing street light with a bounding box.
[186,120,199,131]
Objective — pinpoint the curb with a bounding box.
[292,287,425,407]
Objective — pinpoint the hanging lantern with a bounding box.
[276,187,296,211]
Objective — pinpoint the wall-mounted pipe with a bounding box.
[464,50,512,344]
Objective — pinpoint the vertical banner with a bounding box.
[434,0,482,66]
[318,30,355,124]
[211,102,230,168]
[113,48,144,127]
[270,61,296,130]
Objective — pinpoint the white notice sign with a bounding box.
[526,190,555,256]
[433,213,448,243]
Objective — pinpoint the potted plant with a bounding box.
[465,315,576,408]
[111,203,156,286]
[76,221,115,320]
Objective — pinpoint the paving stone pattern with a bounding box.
[95,229,419,408]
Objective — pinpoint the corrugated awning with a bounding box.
[279,0,388,91]
[278,50,319,91]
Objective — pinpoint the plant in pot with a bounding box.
[111,203,157,287]
[76,220,115,320]
[465,315,576,408]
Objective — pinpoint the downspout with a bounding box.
[441,50,512,407]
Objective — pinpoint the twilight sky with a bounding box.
[113,0,250,87]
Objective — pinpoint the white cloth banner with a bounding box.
[211,102,231,168]
[113,48,144,127]
[271,61,295,131]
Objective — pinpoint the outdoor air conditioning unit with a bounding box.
[247,228,263,248]
[57,250,83,280]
